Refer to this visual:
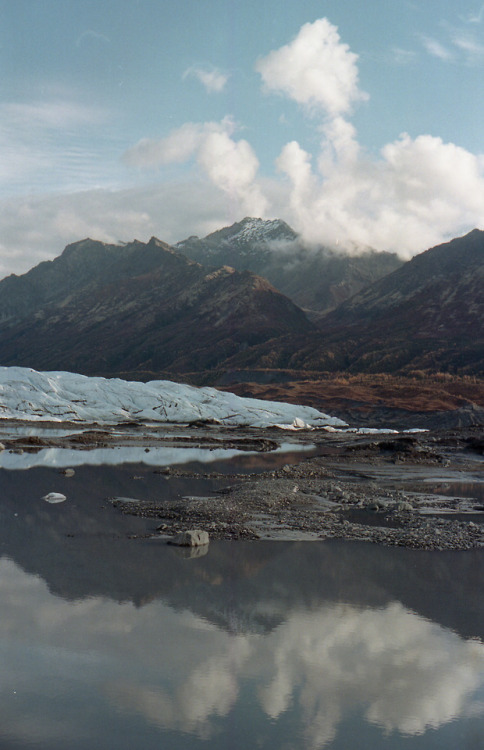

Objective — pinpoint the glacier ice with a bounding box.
[0,366,347,429]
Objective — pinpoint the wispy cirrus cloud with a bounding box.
[75,29,111,48]
[182,65,229,93]
[451,29,484,60]
[0,99,105,131]
[391,47,418,65]
[0,97,118,197]
[419,34,453,60]
[419,21,484,65]
[459,4,484,24]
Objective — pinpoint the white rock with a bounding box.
[170,530,210,547]
[42,492,67,504]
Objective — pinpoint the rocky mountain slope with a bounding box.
[0,237,314,375]
[177,217,403,315]
[327,228,483,333]
[0,237,175,326]
[223,229,484,375]
[0,224,481,382]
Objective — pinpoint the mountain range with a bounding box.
[0,235,312,375]
[224,228,484,376]
[0,219,481,381]
[177,217,402,317]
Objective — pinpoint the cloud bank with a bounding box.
[0,182,233,278]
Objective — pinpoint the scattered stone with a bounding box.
[169,529,210,547]
[84,422,484,550]
[111,496,143,505]
[60,468,75,477]
[395,501,413,512]
[43,492,67,504]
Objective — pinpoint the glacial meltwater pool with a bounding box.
[1,540,484,750]
[0,450,483,749]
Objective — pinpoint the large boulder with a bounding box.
[169,530,210,547]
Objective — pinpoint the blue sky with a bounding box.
[1,0,484,275]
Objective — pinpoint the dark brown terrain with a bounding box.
[0,236,313,374]
[221,229,484,377]
[0,222,482,427]
[215,372,484,429]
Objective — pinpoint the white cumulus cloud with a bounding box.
[277,129,484,256]
[255,18,484,256]
[124,117,268,220]
[2,17,484,272]
[197,129,268,216]
[255,18,368,116]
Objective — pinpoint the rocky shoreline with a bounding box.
[107,426,484,551]
[0,418,482,550]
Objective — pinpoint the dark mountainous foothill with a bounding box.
[0,236,314,375]
[222,229,484,376]
[0,223,481,381]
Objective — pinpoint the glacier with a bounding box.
[0,366,347,429]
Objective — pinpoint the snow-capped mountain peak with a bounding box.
[175,217,298,257]
[225,217,297,245]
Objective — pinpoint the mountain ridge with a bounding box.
[222,228,484,375]
[0,221,481,380]
[176,217,403,315]
[0,235,314,375]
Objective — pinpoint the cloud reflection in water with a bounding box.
[0,557,483,748]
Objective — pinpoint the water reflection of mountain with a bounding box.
[2,555,483,750]
[1,464,484,640]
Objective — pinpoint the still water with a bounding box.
[1,462,484,749]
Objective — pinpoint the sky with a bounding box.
[2,0,484,277]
